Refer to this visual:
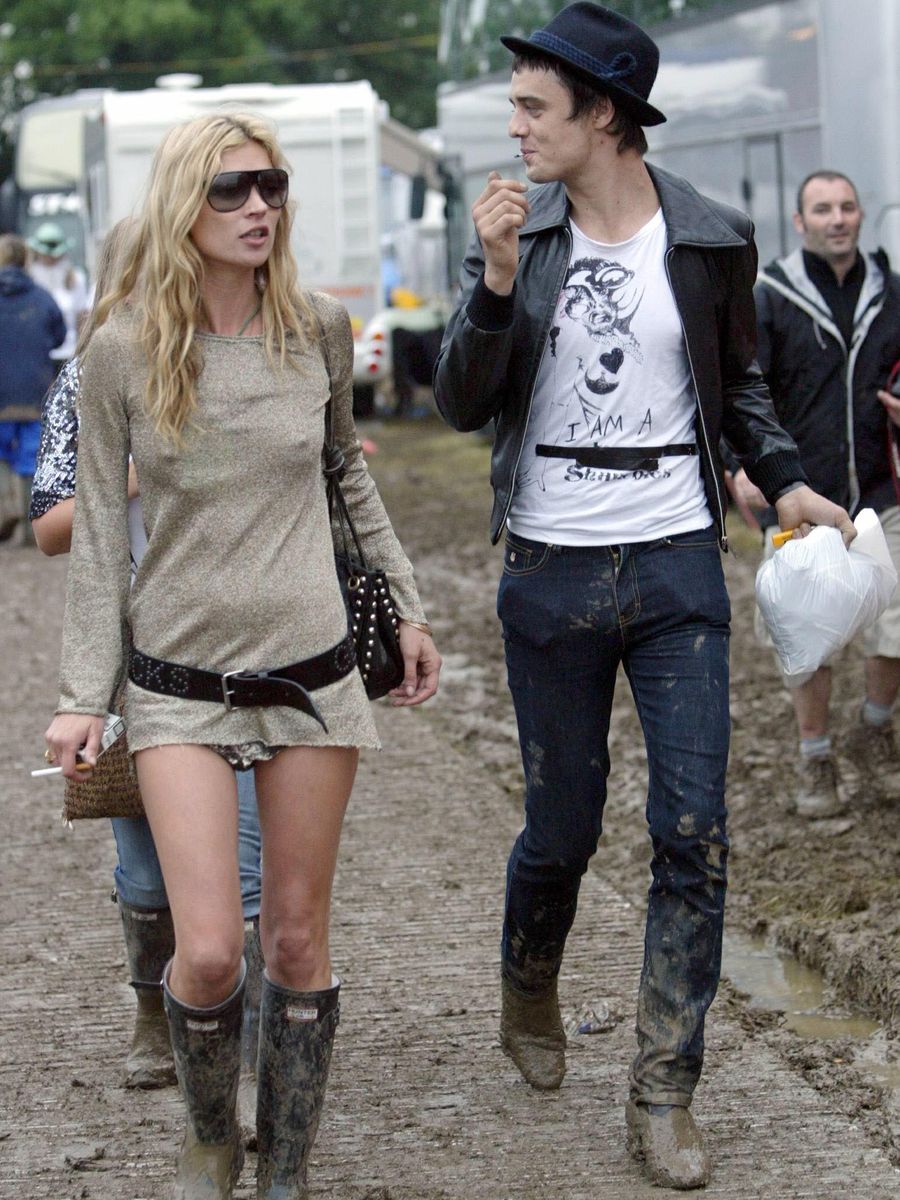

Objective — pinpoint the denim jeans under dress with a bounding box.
[497,525,731,1106]
[111,765,262,918]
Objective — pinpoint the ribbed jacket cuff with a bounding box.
[749,452,809,504]
[466,276,516,332]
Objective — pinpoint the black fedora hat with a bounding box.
[500,2,666,127]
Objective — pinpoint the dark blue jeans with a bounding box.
[497,526,731,1106]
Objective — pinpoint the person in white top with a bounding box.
[27,222,90,365]
[434,3,854,1189]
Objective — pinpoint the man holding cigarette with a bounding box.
[434,3,853,1189]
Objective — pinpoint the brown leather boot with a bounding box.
[499,974,566,1090]
[625,1100,711,1190]
[794,754,844,818]
[844,718,900,795]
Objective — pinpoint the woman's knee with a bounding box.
[175,933,244,998]
[262,915,327,984]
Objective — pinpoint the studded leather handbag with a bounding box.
[315,313,404,701]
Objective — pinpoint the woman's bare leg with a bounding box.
[253,744,357,1197]
[254,745,358,989]
[134,744,244,1006]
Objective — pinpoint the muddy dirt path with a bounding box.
[361,416,900,1166]
[0,416,898,1197]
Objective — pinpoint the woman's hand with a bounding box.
[390,622,442,706]
[45,712,105,779]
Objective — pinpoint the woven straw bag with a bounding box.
[62,731,143,820]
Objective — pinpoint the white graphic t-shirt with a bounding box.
[507,209,711,545]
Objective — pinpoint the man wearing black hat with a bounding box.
[434,3,854,1190]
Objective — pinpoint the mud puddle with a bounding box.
[722,932,900,1092]
[724,931,880,1037]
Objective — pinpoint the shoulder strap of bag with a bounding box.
[310,298,369,568]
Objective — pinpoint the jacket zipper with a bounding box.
[664,246,729,552]
[500,225,573,537]
[845,297,884,512]
[762,261,886,516]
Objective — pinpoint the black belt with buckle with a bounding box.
[536,443,698,472]
[128,634,357,732]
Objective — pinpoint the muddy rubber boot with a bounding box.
[0,462,19,542]
[625,1100,711,1190]
[239,918,263,1151]
[256,974,340,1199]
[16,475,35,547]
[164,962,246,1199]
[117,898,177,1089]
[499,973,566,1091]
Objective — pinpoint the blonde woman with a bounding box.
[45,113,440,1199]
[32,217,267,1110]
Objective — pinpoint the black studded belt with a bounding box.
[536,443,698,472]
[128,635,357,733]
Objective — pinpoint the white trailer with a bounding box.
[437,0,900,269]
[5,79,445,344]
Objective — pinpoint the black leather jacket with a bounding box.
[433,163,805,547]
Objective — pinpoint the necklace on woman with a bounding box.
[237,301,262,336]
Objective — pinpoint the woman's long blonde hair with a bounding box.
[75,217,136,358]
[91,112,317,443]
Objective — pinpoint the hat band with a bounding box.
[530,32,637,83]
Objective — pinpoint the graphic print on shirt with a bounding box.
[560,256,643,400]
[508,210,710,546]
[520,254,648,493]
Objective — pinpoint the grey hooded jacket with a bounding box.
[433,163,805,547]
[755,247,900,517]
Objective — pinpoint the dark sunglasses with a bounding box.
[206,168,289,213]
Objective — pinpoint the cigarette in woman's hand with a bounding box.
[30,762,92,777]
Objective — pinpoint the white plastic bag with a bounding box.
[754,508,898,686]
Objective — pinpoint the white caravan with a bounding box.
[4,79,445,350]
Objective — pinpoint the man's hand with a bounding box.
[877,388,900,427]
[774,484,856,547]
[727,467,768,512]
[473,171,529,297]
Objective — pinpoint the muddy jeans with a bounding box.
[497,525,731,1106]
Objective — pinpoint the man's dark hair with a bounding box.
[0,233,28,269]
[511,50,648,156]
[796,170,861,216]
